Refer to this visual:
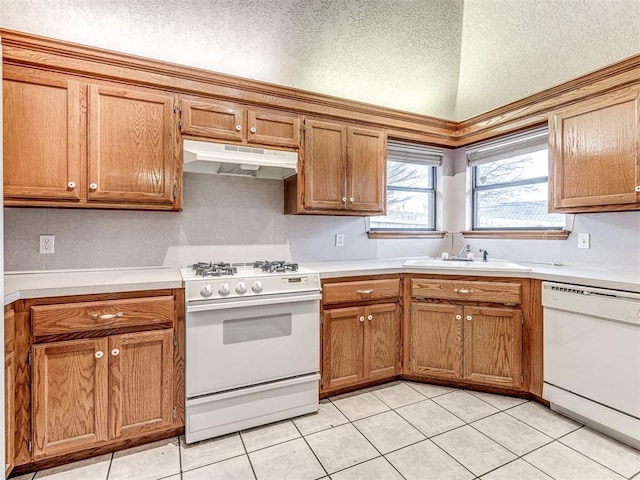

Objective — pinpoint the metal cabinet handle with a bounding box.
[67,181,76,190]
[359,316,365,322]
[111,348,120,356]
[453,288,475,294]
[466,315,473,321]
[455,314,462,320]
[89,183,98,191]
[235,125,242,131]
[91,312,124,320]
[250,126,257,133]
[95,351,104,359]
[367,314,373,321]
[356,289,374,295]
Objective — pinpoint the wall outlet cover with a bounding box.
[335,233,344,247]
[39,234,55,254]
[577,233,590,249]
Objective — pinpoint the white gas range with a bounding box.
[167,247,321,444]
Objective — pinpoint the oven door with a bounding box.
[186,291,321,398]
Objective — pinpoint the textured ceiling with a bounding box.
[2,0,639,120]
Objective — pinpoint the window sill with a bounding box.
[461,230,570,240]
[368,231,447,239]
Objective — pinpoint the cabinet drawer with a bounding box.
[4,308,15,352]
[411,279,521,305]
[323,279,400,304]
[32,296,174,336]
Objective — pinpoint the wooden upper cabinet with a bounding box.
[87,84,177,206]
[3,66,82,202]
[549,85,640,212]
[303,119,347,211]
[180,96,300,148]
[292,118,386,215]
[347,126,386,212]
[3,66,181,210]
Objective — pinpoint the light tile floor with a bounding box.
[12,381,640,480]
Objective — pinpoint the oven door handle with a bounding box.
[187,292,322,312]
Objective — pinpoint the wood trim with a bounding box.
[4,28,639,148]
[367,231,447,239]
[461,230,571,240]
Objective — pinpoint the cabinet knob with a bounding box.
[636,186,640,193]
[95,351,104,359]
[349,197,354,202]
[250,126,257,134]
[359,316,365,322]
[342,197,347,203]
[111,348,120,356]
[455,314,462,320]
[235,125,242,131]
[89,183,98,191]
[67,181,76,190]
[367,314,373,321]
[466,315,473,321]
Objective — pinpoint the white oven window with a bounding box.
[223,314,292,344]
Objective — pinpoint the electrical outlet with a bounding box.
[335,233,344,247]
[577,233,590,249]
[39,234,55,254]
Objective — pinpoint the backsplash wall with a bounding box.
[4,171,638,271]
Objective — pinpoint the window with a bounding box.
[468,127,564,230]
[369,140,441,232]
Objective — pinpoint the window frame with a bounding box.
[369,162,438,232]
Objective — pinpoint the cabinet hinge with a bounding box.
[301,194,305,206]
[173,103,182,114]
[520,373,525,384]
[172,406,177,419]
[28,439,32,453]
[173,333,178,347]
[320,377,323,388]
[320,314,323,325]
[408,359,412,370]
[27,350,31,367]
[178,118,183,129]
[521,314,525,325]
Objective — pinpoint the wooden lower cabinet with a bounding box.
[32,330,174,459]
[5,351,15,477]
[409,302,523,389]
[322,303,400,393]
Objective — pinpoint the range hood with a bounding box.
[183,139,298,179]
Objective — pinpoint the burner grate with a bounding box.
[192,262,238,277]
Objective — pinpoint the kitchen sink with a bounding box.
[403,257,531,272]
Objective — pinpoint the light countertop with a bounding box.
[4,267,183,305]
[302,258,640,293]
[4,258,639,306]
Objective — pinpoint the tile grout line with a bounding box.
[236,431,259,480]
[289,418,331,479]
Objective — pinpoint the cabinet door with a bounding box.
[347,126,386,213]
[109,330,174,439]
[550,87,640,211]
[87,84,177,206]
[322,307,364,391]
[303,119,347,211]
[4,352,14,477]
[409,303,463,380]
[463,306,523,389]
[3,66,82,202]
[247,109,300,148]
[365,303,400,381]
[180,98,244,141]
[32,338,109,458]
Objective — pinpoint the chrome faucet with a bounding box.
[454,244,471,260]
[479,249,489,262]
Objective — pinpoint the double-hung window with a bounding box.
[467,127,564,230]
[369,140,441,232]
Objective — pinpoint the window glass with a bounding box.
[472,145,564,229]
[370,160,436,231]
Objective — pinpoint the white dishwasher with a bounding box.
[542,281,640,449]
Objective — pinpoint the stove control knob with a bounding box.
[252,280,263,293]
[200,284,213,297]
[236,281,247,295]
[218,283,231,296]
